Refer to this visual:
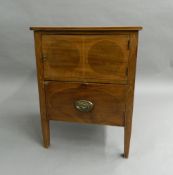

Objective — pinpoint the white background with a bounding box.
[0,0,173,174]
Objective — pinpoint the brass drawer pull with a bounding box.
[74,100,94,112]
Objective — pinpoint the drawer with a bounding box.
[42,34,129,84]
[45,81,128,126]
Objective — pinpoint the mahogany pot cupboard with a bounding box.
[30,26,142,158]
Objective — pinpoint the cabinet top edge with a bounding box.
[30,26,143,31]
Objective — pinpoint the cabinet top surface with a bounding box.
[30,26,142,31]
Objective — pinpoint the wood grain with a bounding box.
[30,26,142,31]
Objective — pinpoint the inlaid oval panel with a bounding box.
[42,35,82,81]
[47,40,80,70]
[84,35,129,83]
[87,40,125,74]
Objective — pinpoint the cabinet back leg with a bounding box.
[41,119,50,148]
[124,122,132,158]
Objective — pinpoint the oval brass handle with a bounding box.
[74,100,94,112]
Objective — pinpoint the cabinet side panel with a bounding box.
[126,32,139,119]
[34,31,47,120]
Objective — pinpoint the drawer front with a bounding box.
[45,82,127,126]
[42,34,129,84]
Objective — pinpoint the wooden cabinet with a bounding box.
[30,26,142,158]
